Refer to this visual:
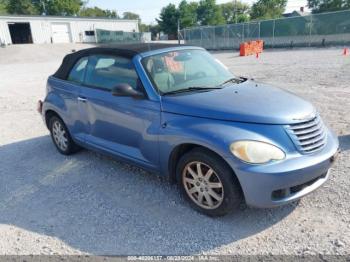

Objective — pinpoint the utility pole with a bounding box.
[234,0,238,24]
[177,19,181,44]
[40,0,47,15]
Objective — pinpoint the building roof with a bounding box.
[53,43,187,80]
[0,14,138,22]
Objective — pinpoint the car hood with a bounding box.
[161,80,316,125]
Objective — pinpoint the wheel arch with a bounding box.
[44,109,63,129]
[168,143,242,192]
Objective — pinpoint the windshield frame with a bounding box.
[139,47,234,96]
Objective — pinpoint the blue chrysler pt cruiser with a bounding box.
[38,43,339,216]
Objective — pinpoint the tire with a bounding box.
[176,148,242,217]
[49,115,80,155]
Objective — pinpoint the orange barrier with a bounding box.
[240,40,264,56]
[164,54,183,73]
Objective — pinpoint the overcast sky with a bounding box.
[86,0,309,24]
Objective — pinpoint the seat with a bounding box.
[149,58,174,92]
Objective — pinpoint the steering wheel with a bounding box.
[194,71,207,79]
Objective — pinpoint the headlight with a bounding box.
[230,140,285,164]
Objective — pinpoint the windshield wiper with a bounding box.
[219,77,245,86]
[163,86,222,96]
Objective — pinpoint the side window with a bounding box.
[84,55,140,91]
[67,57,88,84]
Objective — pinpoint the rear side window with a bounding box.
[84,55,139,91]
[67,57,88,84]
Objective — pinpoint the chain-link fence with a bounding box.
[180,10,350,49]
[95,29,143,44]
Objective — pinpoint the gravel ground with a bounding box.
[0,44,349,256]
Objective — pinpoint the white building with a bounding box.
[0,15,139,45]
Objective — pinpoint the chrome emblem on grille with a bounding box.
[292,112,316,122]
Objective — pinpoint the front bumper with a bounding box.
[225,131,339,208]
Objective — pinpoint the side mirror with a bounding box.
[111,83,144,99]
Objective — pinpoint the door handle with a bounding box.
[77,97,87,102]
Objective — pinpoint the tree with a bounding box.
[139,23,150,32]
[122,11,140,20]
[307,0,350,13]
[220,1,250,24]
[197,0,225,26]
[178,0,198,28]
[79,6,118,18]
[7,0,38,15]
[35,0,83,16]
[0,0,7,14]
[156,4,179,36]
[149,24,160,39]
[103,9,118,18]
[250,0,287,20]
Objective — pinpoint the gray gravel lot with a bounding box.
[0,44,349,255]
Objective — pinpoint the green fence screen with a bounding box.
[96,29,143,44]
[181,10,350,49]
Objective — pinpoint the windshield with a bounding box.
[142,49,234,95]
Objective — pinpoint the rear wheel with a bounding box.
[49,116,79,155]
[177,148,242,216]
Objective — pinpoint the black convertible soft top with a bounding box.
[52,43,187,80]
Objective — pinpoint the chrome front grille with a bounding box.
[285,114,327,154]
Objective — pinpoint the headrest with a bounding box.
[153,59,165,73]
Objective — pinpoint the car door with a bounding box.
[56,56,88,142]
[78,54,160,170]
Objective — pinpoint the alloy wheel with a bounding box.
[52,120,68,151]
[182,161,224,209]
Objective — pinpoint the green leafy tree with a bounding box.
[307,0,350,13]
[122,11,140,20]
[220,1,250,23]
[0,0,7,14]
[149,23,160,39]
[178,0,198,28]
[103,9,118,18]
[79,6,118,18]
[7,0,38,15]
[250,0,287,20]
[156,3,179,36]
[35,0,83,16]
[139,23,150,32]
[197,0,225,26]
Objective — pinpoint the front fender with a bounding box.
[159,112,295,177]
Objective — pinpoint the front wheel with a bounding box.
[176,148,242,216]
